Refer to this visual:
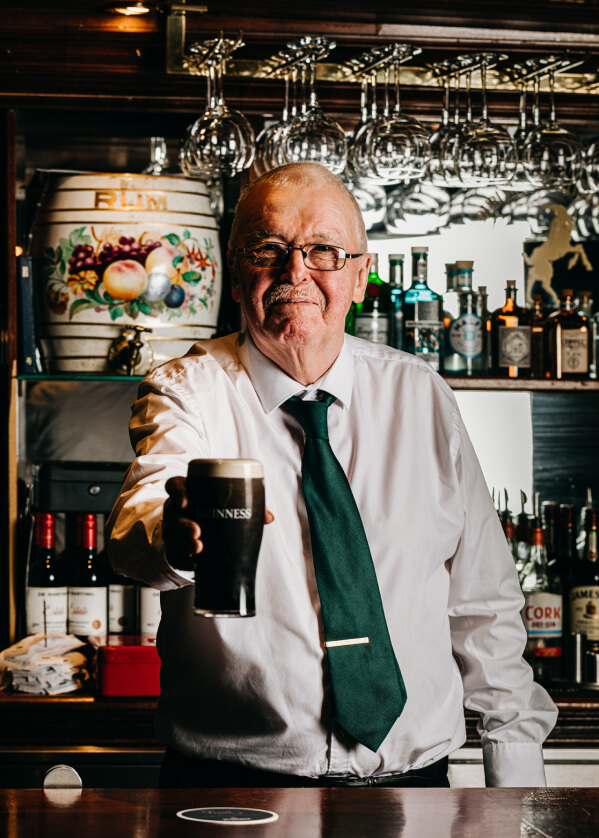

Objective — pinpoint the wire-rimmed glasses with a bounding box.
[237,241,363,270]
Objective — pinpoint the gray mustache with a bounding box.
[264,285,326,313]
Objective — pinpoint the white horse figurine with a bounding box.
[522,204,592,306]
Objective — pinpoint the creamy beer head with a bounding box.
[186,458,265,618]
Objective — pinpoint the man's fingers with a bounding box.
[165,475,189,510]
[265,507,274,525]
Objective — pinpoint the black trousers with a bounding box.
[159,747,450,789]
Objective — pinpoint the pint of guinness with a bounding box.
[186,459,265,617]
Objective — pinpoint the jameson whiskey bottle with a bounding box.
[446,262,484,376]
[528,294,546,379]
[520,516,563,683]
[26,512,68,635]
[545,289,590,380]
[490,280,531,378]
[68,513,107,637]
[569,507,599,643]
[388,253,404,349]
[353,253,391,345]
[403,247,444,370]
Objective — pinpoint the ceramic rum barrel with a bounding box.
[30,171,222,372]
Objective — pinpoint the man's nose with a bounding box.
[280,248,310,284]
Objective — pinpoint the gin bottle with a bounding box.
[353,253,391,345]
[490,280,531,378]
[576,291,597,380]
[446,262,484,376]
[403,247,444,370]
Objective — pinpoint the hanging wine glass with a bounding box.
[254,69,294,175]
[427,73,458,186]
[504,78,536,192]
[521,68,582,188]
[455,58,517,187]
[282,42,347,175]
[367,57,431,182]
[438,70,475,187]
[347,72,387,181]
[186,54,255,178]
[582,135,599,193]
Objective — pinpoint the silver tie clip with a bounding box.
[325,637,370,648]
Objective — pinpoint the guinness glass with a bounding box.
[186,459,265,617]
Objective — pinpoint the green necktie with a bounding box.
[284,393,407,752]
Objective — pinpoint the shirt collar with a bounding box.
[238,331,354,414]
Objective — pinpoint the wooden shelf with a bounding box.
[443,376,599,391]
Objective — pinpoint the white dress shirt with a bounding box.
[106,331,557,786]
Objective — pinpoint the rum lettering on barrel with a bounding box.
[94,190,117,209]
[94,190,168,211]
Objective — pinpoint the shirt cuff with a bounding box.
[482,742,547,787]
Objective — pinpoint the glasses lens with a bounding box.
[304,245,345,270]
[245,242,288,267]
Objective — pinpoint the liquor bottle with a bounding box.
[545,289,590,380]
[559,502,578,665]
[68,513,108,638]
[446,262,484,376]
[490,280,531,378]
[520,515,563,683]
[475,285,491,373]
[138,581,162,637]
[402,246,444,371]
[528,294,546,379]
[542,500,559,567]
[26,512,68,635]
[388,253,404,349]
[442,262,459,373]
[108,559,137,635]
[514,490,531,577]
[569,507,599,646]
[353,253,391,345]
[576,291,597,380]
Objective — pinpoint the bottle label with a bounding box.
[561,329,588,373]
[499,325,531,367]
[413,300,441,322]
[68,587,107,635]
[139,587,162,636]
[449,314,483,358]
[108,583,136,633]
[522,592,562,638]
[570,585,599,639]
[26,587,68,634]
[354,313,389,344]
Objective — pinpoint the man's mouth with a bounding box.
[264,288,326,314]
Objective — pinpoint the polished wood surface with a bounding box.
[1,787,598,838]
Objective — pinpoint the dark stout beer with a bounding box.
[186,459,265,617]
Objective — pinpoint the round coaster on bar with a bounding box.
[176,807,279,825]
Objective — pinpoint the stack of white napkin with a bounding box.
[0,633,88,695]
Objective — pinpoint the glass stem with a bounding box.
[533,77,541,128]
[282,73,289,123]
[442,76,450,128]
[549,69,556,125]
[466,71,472,124]
[370,72,378,120]
[383,67,390,118]
[393,60,402,116]
[519,84,527,133]
[360,77,368,124]
[308,59,318,111]
[453,74,461,126]
[480,61,488,122]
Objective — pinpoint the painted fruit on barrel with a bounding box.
[43,228,218,323]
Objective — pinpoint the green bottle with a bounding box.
[353,254,391,345]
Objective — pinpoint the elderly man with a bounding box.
[106,162,557,790]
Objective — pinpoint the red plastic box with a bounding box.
[89,635,161,697]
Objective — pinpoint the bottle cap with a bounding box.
[35,512,55,549]
[559,503,576,526]
[561,288,574,297]
[506,280,516,289]
[411,246,428,254]
[455,261,474,270]
[389,254,404,262]
[477,286,487,294]
[370,253,379,271]
[77,512,98,550]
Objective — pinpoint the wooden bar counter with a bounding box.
[1,787,598,837]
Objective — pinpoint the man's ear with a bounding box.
[352,253,371,304]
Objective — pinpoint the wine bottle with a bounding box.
[388,253,404,349]
[68,513,107,637]
[138,581,162,637]
[353,253,391,345]
[26,512,68,635]
[108,558,137,635]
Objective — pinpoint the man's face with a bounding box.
[229,181,369,363]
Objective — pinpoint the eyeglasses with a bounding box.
[237,241,364,271]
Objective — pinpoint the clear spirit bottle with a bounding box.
[446,262,484,376]
[403,247,444,371]
[353,253,391,345]
[576,290,597,380]
[476,285,491,373]
[490,280,531,378]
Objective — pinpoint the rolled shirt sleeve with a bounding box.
[448,413,558,787]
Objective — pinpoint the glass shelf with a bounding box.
[443,377,599,391]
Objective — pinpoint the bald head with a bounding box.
[228,163,368,256]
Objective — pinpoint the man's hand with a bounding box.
[163,476,274,571]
